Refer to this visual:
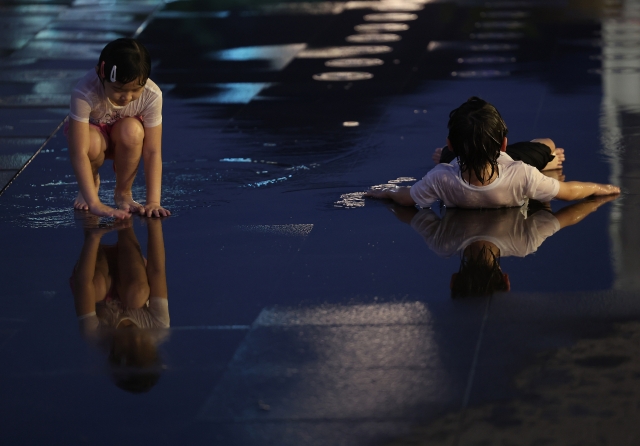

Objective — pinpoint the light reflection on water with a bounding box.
[346,33,401,43]
[297,45,393,58]
[238,224,314,237]
[363,13,418,21]
[312,72,374,81]
[469,32,524,40]
[325,58,384,67]
[209,44,306,71]
[182,83,273,104]
[354,23,409,32]
[345,1,424,12]
[199,302,444,423]
[427,41,520,52]
[451,70,510,78]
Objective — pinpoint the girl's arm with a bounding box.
[141,124,171,217]
[553,195,618,229]
[73,231,102,317]
[554,181,620,201]
[146,218,168,299]
[364,186,417,206]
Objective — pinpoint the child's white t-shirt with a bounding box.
[78,297,170,337]
[69,70,162,128]
[410,207,561,258]
[410,152,560,208]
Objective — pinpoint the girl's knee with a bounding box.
[112,118,144,148]
[120,281,150,309]
[531,138,556,152]
[88,127,107,162]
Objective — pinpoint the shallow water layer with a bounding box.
[1,0,640,445]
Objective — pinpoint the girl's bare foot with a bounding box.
[432,147,443,164]
[74,174,100,211]
[542,148,565,171]
[114,192,144,214]
[541,169,565,182]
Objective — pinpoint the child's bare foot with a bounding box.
[74,174,100,211]
[542,169,565,182]
[74,192,89,211]
[432,147,443,164]
[542,148,565,171]
[114,193,144,214]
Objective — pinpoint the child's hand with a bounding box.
[141,203,171,218]
[89,202,131,220]
[363,188,389,199]
[593,184,621,196]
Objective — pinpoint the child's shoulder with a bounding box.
[73,69,100,90]
[144,78,162,96]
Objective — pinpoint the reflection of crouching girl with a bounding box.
[70,218,168,392]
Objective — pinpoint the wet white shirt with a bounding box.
[410,207,561,258]
[78,297,170,336]
[410,152,560,208]
[69,69,162,127]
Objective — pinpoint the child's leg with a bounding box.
[115,226,149,309]
[110,118,145,213]
[74,126,107,210]
[531,138,565,171]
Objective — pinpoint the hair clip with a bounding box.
[110,65,117,82]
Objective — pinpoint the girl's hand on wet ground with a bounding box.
[594,184,621,196]
[88,202,131,220]
[142,203,171,218]
[364,188,389,199]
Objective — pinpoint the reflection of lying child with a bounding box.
[70,218,168,392]
[396,196,615,296]
[365,97,619,208]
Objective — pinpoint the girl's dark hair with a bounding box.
[450,244,508,298]
[447,97,508,184]
[97,38,151,86]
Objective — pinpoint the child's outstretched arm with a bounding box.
[364,186,416,206]
[553,195,618,229]
[554,181,620,201]
[68,119,130,219]
[141,124,171,217]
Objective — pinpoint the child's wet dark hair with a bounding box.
[450,244,509,298]
[97,38,151,86]
[108,328,162,393]
[447,97,508,184]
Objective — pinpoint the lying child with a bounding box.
[365,97,620,207]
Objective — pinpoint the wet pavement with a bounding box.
[2,0,640,445]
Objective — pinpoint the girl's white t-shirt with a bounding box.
[410,207,561,258]
[69,70,162,128]
[410,152,560,209]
